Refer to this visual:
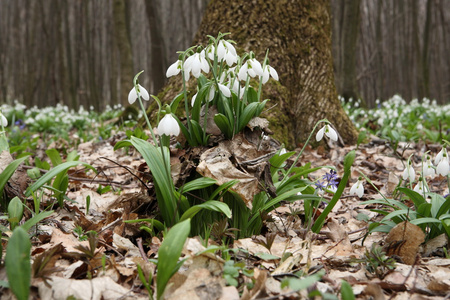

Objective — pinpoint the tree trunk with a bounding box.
[339,0,361,102]
[157,0,358,147]
[112,0,134,106]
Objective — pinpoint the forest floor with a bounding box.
[1,130,450,300]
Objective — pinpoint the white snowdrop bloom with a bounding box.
[262,65,279,84]
[157,114,180,136]
[422,157,435,177]
[1,113,8,127]
[436,155,449,176]
[316,124,338,142]
[166,60,183,77]
[183,51,210,80]
[279,148,287,155]
[402,163,415,182]
[206,45,215,60]
[349,180,364,198]
[217,40,238,66]
[238,58,264,81]
[413,179,429,194]
[217,83,231,97]
[128,84,150,104]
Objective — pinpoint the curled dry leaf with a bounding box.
[384,221,425,265]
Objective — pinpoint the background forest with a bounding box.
[0,0,448,110]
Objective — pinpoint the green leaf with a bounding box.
[5,227,31,300]
[157,219,191,299]
[180,200,231,222]
[214,113,233,139]
[21,211,54,232]
[124,218,165,232]
[179,177,217,193]
[45,148,62,167]
[281,271,324,291]
[0,156,29,199]
[129,137,178,225]
[25,161,95,197]
[397,187,426,208]
[340,280,355,300]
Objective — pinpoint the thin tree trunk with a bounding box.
[112,0,134,106]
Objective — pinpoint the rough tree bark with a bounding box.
[112,0,134,106]
[156,0,358,147]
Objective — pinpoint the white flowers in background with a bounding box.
[166,59,183,77]
[183,50,210,81]
[157,113,180,137]
[402,161,415,182]
[238,58,264,81]
[128,84,150,105]
[413,178,429,194]
[261,64,279,84]
[0,112,7,127]
[316,124,338,142]
[350,178,364,198]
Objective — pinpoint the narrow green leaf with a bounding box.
[25,161,95,197]
[180,200,231,222]
[0,156,29,197]
[21,211,54,232]
[157,219,191,299]
[179,177,217,193]
[214,113,233,139]
[45,148,62,167]
[340,280,355,300]
[5,227,31,300]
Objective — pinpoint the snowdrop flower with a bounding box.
[422,156,435,177]
[349,179,364,198]
[128,84,150,105]
[157,114,180,136]
[183,50,210,81]
[166,59,183,77]
[217,83,231,97]
[279,148,287,155]
[402,162,415,182]
[316,124,338,142]
[238,58,264,81]
[217,40,238,66]
[413,178,429,194]
[436,153,449,176]
[262,64,279,84]
[0,113,7,127]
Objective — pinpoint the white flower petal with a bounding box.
[436,158,449,176]
[223,40,237,56]
[1,114,7,127]
[218,83,231,97]
[250,59,264,76]
[157,114,180,136]
[262,68,270,84]
[191,93,198,107]
[269,66,279,81]
[128,87,138,104]
[325,125,338,141]
[138,84,150,100]
[316,127,324,141]
[350,180,364,198]
[217,41,226,60]
[166,60,181,77]
[207,45,215,60]
[238,64,248,81]
[434,149,444,165]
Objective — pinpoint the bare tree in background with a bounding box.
[0,0,448,110]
